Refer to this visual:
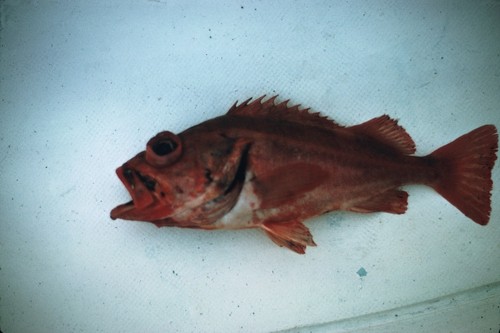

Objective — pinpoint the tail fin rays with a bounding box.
[429,125,497,225]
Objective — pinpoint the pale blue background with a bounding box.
[0,1,499,332]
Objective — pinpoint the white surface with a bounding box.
[0,1,499,332]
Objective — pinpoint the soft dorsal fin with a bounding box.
[349,115,416,155]
[227,95,343,131]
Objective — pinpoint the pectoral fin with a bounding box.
[261,220,316,254]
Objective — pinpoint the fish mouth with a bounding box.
[110,166,171,221]
[110,199,135,220]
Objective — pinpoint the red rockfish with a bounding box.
[111,96,498,254]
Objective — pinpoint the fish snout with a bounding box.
[111,165,174,221]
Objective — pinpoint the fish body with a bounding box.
[111,96,498,253]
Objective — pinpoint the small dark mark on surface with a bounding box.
[357,267,367,277]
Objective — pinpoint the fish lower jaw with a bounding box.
[111,196,178,222]
[110,200,135,220]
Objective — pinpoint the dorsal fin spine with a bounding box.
[227,95,343,131]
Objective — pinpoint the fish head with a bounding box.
[110,130,250,227]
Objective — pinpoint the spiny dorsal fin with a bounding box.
[349,115,416,155]
[227,95,343,131]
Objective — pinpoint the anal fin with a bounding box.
[348,189,408,214]
[261,221,316,254]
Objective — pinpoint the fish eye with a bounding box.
[152,139,178,156]
[146,131,182,167]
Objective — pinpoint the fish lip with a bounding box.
[110,200,134,220]
[110,166,157,220]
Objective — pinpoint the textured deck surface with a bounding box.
[0,1,499,332]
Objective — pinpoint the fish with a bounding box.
[110,96,498,254]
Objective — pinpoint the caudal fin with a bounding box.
[430,125,498,225]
